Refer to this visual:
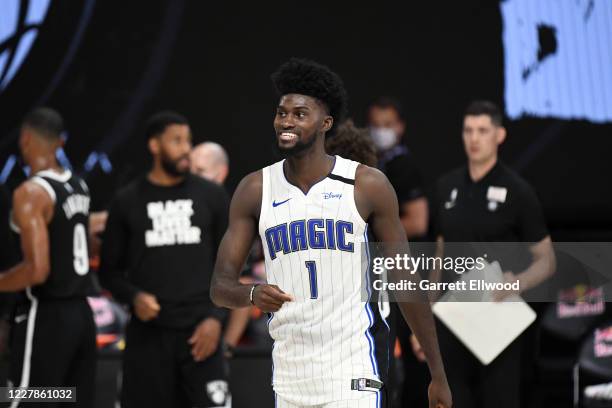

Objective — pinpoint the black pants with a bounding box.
[436,318,523,408]
[121,319,229,408]
[9,296,96,408]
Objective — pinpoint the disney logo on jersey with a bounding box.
[265,218,354,260]
[145,199,201,247]
[322,192,342,200]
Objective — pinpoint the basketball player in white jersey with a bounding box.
[211,58,452,408]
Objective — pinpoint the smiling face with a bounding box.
[273,93,333,157]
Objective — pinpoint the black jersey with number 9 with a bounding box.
[13,170,94,299]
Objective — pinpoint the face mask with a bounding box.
[370,127,397,150]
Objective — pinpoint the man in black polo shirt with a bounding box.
[429,100,555,408]
[99,111,230,408]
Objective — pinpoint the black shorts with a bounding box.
[9,295,96,408]
[121,318,230,408]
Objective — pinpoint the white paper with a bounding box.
[432,261,536,365]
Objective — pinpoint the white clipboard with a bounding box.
[432,261,536,365]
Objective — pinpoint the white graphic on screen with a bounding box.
[0,0,51,92]
[501,0,612,123]
[145,199,202,247]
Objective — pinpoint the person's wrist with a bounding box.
[249,284,260,306]
[430,368,447,382]
[202,316,222,328]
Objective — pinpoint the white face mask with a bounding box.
[370,127,397,150]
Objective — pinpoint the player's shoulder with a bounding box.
[355,163,390,187]
[354,163,397,203]
[230,170,263,217]
[235,169,263,198]
[13,179,52,208]
[15,179,51,200]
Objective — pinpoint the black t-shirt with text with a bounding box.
[99,174,229,329]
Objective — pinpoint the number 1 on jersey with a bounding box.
[305,261,318,299]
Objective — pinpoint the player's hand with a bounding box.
[428,375,452,408]
[410,334,427,362]
[252,284,293,312]
[133,291,161,321]
[188,317,222,362]
[493,271,520,302]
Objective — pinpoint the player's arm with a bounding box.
[210,171,292,311]
[210,172,260,309]
[205,184,230,322]
[356,165,452,408]
[0,182,52,291]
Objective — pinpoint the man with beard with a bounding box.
[99,111,231,407]
[210,58,451,408]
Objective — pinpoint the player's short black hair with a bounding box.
[144,111,189,140]
[325,120,377,167]
[368,96,405,122]
[22,107,63,140]
[271,58,348,136]
[464,100,503,127]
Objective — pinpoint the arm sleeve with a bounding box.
[98,195,141,304]
[517,183,549,242]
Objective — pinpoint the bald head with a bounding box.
[190,142,229,185]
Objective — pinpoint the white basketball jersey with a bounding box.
[259,156,387,406]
